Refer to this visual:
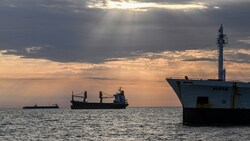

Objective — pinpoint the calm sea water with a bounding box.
[0,107,250,141]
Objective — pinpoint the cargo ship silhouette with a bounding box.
[71,88,129,109]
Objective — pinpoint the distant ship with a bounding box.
[71,88,129,109]
[167,25,250,125]
[23,104,59,109]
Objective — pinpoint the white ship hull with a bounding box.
[167,79,250,109]
[167,78,250,125]
[165,25,250,125]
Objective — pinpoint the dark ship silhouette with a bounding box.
[71,88,129,109]
[23,104,59,109]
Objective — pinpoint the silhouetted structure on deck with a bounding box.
[71,88,129,109]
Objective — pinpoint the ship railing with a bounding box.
[166,76,220,81]
[166,76,249,83]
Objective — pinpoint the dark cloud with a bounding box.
[183,58,215,62]
[0,0,250,63]
[84,77,119,81]
[225,51,250,64]
[182,50,250,64]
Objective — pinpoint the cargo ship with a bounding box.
[23,104,59,109]
[167,25,250,125]
[71,88,129,109]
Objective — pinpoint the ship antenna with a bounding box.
[217,24,228,81]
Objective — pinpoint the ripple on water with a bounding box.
[0,108,250,140]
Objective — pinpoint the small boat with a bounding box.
[71,88,129,109]
[23,104,59,109]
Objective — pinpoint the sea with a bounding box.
[1,107,250,141]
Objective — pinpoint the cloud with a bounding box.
[25,46,42,54]
[1,0,250,107]
[84,76,119,81]
[87,0,208,11]
[183,58,215,62]
[0,0,250,63]
[238,36,250,44]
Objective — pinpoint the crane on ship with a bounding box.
[71,91,88,102]
[99,91,114,103]
[71,90,116,103]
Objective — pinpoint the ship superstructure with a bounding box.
[166,25,250,125]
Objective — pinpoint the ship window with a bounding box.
[197,97,208,104]
[222,100,226,104]
[212,87,228,91]
[183,81,193,84]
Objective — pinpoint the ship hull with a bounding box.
[183,108,250,125]
[23,106,59,109]
[167,78,250,125]
[71,101,128,109]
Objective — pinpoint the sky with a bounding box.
[1,0,250,108]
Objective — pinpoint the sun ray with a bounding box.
[87,0,207,11]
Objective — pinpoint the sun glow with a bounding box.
[1,48,250,107]
[87,0,207,11]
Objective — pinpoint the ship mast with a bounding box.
[217,24,227,81]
